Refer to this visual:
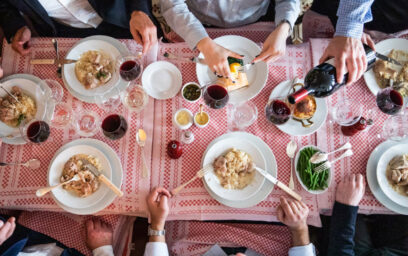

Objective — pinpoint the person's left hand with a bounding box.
[277,197,309,232]
[129,11,157,54]
[0,217,16,246]
[147,187,171,230]
[252,22,290,63]
[85,219,113,250]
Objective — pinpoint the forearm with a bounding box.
[327,202,358,256]
[274,0,301,32]
[160,0,208,49]
[0,0,26,43]
[335,0,374,38]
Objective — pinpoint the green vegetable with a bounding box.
[296,147,329,191]
[17,114,26,126]
[183,84,201,101]
[96,71,107,79]
[227,56,243,66]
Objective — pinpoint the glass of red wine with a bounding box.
[203,84,229,109]
[376,87,404,115]
[101,114,128,140]
[264,98,291,125]
[19,118,51,144]
[117,55,143,82]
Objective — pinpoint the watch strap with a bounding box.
[148,225,165,236]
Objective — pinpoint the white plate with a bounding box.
[363,38,408,96]
[269,79,328,136]
[201,132,277,208]
[294,145,332,194]
[0,74,54,145]
[48,138,123,215]
[367,138,408,215]
[48,145,112,209]
[142,61,182,100]
[376,144,408,207]
[202,137,266,201]
[62,36,130,103]
[196,35,268,105]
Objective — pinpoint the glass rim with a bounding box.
[20,118,49,142]
[332,98,363,126]
[101,114,127,133]
[203,84,229,101]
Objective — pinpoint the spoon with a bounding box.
[0,159,41,169]
[286,140,297,190]
[36,174,80,197]
[310,142,352,164]
[137,129,149,178]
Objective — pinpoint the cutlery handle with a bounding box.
[36,183,62,197]
[171,175,199,196]
[141,148,149,178]
[0,162,7,166]
[99,174,123,197]
[30,59,55,65]
[288,159,294,190]
[331,149,353,164]
[276,181,302,201]
[331,142,352,155]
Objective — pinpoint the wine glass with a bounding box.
[101,113,128,140]
[203,84,229,109]
[19,118,51,144]
[382,114,408,141]
[117,55,143,82]
[265,97,291,125]
[95,87,122,112]
[227,101,258,131]
[73,105,100,137]
[331,98,363,126]
[42,79,73,128]
[376,87,404,115]
[121,83,148,113]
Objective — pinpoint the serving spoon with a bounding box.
[137,129,149,178]
[286,140,297,190]
[310,142,352,164]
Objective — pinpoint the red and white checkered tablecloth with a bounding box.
[165,220,292,256]
[0,38,154,216]
[310,38,407,215]
[151,42,322,226]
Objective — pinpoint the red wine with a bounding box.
[120,60,141,81]
[27,121,50,143]
[376,88,403,115]
[265,100,291,125]
[101,114,128,140]
[341,116,372,136]
[288,45,376,104]
[203,85,229,109]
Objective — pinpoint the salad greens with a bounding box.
[296,147,329,191]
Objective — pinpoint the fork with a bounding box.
[171,165,212,196]
[314,149,353,173]
[52,39,62,78]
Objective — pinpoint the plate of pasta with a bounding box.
[202,136,266,202]
[48,144,112,209]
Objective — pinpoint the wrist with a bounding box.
[131,10,143,18]
[150,221,165,230]
[196,37,212,52]
[290,225,310,247]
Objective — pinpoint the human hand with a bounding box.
[320,36,366,85]
[361,33,375,51]
[196,37,243,78]
[147,187,171,230]
[335,174,365,206]
[253,22,290,63]
[12,26,31,56]
[0,66,3,78]
[0,217,16,245]
[277,197,309,232]
[129,11,157,54]
[85,219,113,250]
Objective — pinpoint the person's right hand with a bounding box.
[277,197,309,232]
[0,217,16,245]
[146,187,171,230]
[196,37,243,78]
[12,26,31,56]
[129,11,158,54]
[335,174,365,206]
[85,219,113,250]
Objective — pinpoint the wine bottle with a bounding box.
[288,44,376,104]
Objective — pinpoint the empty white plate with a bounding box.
[142,61,182,100]
[48,144,112,209]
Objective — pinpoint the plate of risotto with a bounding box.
[202,136,266,202]
[48,144,112,210]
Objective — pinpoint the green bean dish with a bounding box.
[296,147,329,191]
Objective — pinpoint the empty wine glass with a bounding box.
[331,98,363,126]
[227,101,258,131]
[381,114,408,141]
[95,87,122,112]
[121,83,148,113]
[73,106,100,137]
[43,79,73,128]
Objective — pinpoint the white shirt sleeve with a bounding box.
[143,242,169,256]
[288,243,316,256]
[92,245,114,256]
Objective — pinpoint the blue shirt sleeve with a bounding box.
[327,202,359,256]
[334,0,374,38]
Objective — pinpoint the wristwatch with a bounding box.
[148,225,165,236]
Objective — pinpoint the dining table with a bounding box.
[0,24,407,230]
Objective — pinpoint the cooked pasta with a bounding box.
[213,148,255,189]
[60,154,101,197]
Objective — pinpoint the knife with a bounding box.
[30,59,77,65]
[163,52,206,65]
[375,52,402,66]
[255,167,302,201]
[237,62,255,73]
[82,159,124,197]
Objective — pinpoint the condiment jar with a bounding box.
[173,108,193,130]
[181,82,202,103]
[194,111,210,128]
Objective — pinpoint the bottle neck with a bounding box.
[288,88,310,104]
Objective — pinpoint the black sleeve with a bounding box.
[327,202,358,256]
[128,0,151,15]
[0,0,27,43]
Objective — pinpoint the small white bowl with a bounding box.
[194,112,210,128]
[294,145,332,194]
[173,108,193,130]
[181,82,202,103]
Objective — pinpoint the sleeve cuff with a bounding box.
[289,243,316,256]
[144,242,169,256]
[186,30,209,50]
[334,18,364,39]
[274,0,300,33]
[92,245,114,256]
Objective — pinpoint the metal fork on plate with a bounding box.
[171,165,212,196]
